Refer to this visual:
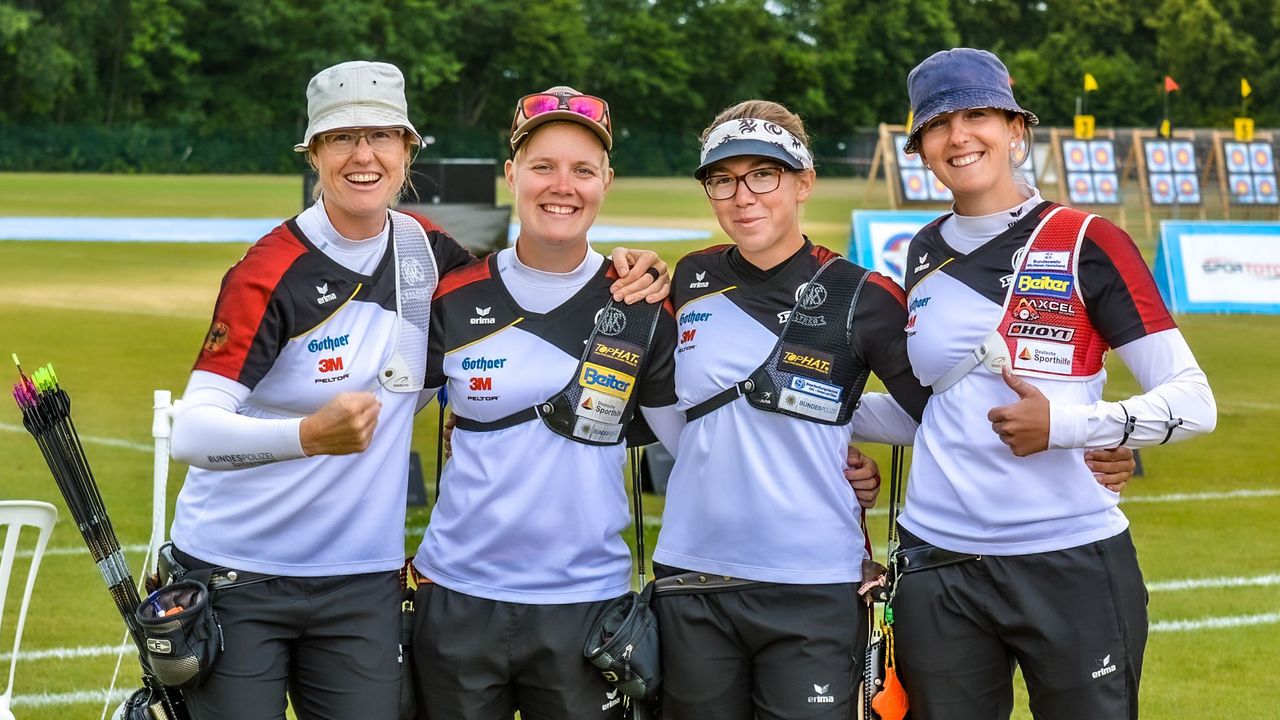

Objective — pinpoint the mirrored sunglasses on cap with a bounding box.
[511,91,612,150]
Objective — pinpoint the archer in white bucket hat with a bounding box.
[294,61,423,151]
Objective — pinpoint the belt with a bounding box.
[651,571,769,596]
[892,544,981,575]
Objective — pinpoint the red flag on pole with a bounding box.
[1164,75,1180,93]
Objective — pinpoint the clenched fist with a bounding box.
[300,392,381,456]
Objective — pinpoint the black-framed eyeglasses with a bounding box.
[319,128,406,155]
[702,167,792,200]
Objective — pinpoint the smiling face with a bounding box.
[311,127,411,239]
[704,155,813,270]
[917,107,1026,216]
[505,122,612,270]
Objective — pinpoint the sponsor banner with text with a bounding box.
[1155,221,1280,314]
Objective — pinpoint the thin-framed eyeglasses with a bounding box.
[702,166,792,200]
[319,128,406,155]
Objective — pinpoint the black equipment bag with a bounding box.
[136,579,223,690]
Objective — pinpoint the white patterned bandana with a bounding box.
[696,118,814,178]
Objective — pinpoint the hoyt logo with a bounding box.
[315,283,338,305]
[1008,322,1074,342]
[471,307,496,325]
[688,270,710,289]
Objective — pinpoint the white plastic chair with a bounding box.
[0,501,58,720]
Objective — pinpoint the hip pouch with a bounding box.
[136,578,223,689]
[584,583,661,700]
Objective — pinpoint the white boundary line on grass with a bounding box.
[1150,611,1280,633]
[0,421,152,452]
[11,687,132,709]
[1148,573,1280,592]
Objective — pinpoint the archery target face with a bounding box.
[1146,141,1172,173]
[1256,175,1279,204]
[1226,143,1250,173]
[1068,173,1096,204]
[894,134,923,169]
[1064,141,1090,172]
[927,172,953,201]
[1094,173,1120,204]
[900,169,930,201]
[1171,141,1196,173]
[1176,173,1200,204]
[1230,174,1255,203]
[1090,141,1116,171]
[1252,143,1275,174]
[1149,173,1174,204]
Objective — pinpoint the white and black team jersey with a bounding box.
[413,252,677,604]
[654,241,929,584]
[899,200,1182,555]
[171,205,474,576]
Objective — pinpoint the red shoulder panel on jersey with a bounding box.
[1085,217,1177,334]
[661,298,676,318]
[195,225,306,381]
[689,243,734,257]
[605,264,621,281]
[865,272,907,310]
[399,209,446,234]
[810,244,843,264]
[436,254,494,298]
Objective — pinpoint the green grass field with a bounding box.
[2,172,1278,718]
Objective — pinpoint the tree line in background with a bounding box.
[1,0,1277,175]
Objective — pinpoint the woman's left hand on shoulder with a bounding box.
[608,248,670,304]
[987,367,1050,456]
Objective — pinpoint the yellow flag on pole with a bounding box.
[1242,78,1252,98]
[1083,73,1099,92]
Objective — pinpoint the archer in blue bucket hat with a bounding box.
[903,48,1038,154]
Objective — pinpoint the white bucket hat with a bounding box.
[294,61,422,152]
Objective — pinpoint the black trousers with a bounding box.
[892,528,1148,720]
[653,578,866,720]
[412,583,626,720]
[177,551,403,720]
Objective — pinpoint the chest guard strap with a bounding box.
[931,205,1109,394]
[379,211,438,393]
[453,298,662,447]
[685,257,871,426]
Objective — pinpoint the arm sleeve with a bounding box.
[849,392,919,446]
[1047,329,1216,449]
[170,371,306,470]
[1046,219,1215,449]
[850,273,931,423]
[640,404,685,456]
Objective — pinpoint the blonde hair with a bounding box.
[512,120,611,169]
[699,100,813,157]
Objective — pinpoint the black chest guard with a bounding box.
[687,257,871,426]
[453,297,662,447]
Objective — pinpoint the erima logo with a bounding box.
[602,688,622,711]
[914,253,930,273]
[808,683,834,703]
[471,307,496,325]
[689,270,710,289]
[315,283,338,305]
[1091,654,1117,679]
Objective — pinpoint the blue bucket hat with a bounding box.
[903,48,1038,154]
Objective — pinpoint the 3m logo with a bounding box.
[680,329,697,344]
[317,356,344,373]
[469,377,492,391]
